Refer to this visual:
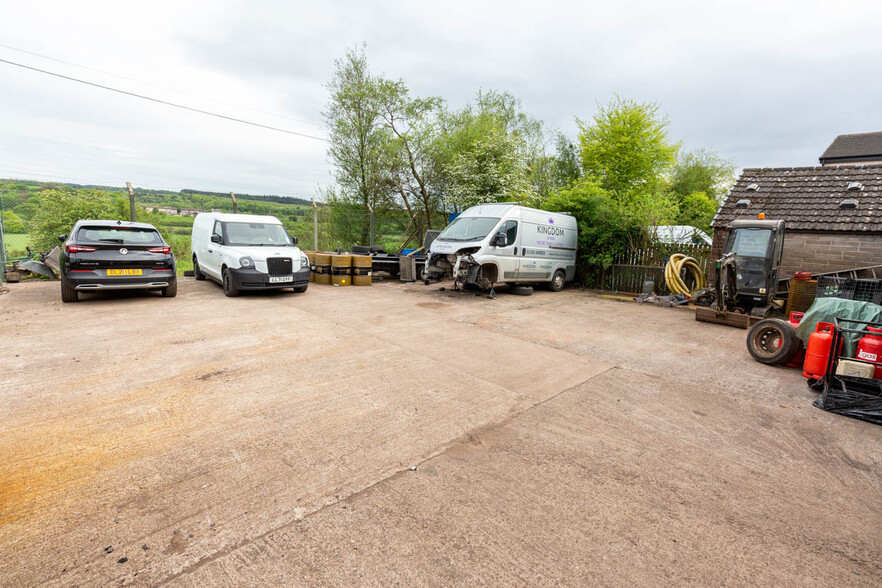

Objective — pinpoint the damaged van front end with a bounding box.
[424,246,497,289]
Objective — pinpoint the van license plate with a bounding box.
[107,269,142,276]
[269,275,293,283]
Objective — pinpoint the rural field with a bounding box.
[0,280,879,587]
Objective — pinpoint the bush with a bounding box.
[1,210,27,233]
[542,181,640,286]
[31,189,128,250]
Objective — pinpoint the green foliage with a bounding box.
[437,90,542,209]
[1,210,27,233]
[675,191,717,233]
[31,189,128,250]
[531,132,583,205]
[446,127,532,208]
[542,181,640,285]
[578,96,679,194]
[669,149,735,203]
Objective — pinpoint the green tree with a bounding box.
[445,127,533,209]
[31,189,127,250]
[542,181,639,285]
[577,96,679,194]
[675,191,717,233]
[323,45,391,244]
[1,210,27,233]
[437,90,542,209]
[669,149,735,203]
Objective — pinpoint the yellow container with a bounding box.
[352,254,372,286]
[330,254,352,287]
[315,253,332,284]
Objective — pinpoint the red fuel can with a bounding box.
[856,326,882,380]
[803,322,836,380]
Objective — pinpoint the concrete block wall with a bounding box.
[709,229,882,282]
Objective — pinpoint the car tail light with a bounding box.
[148,246,171,254]
[66,244,97,253]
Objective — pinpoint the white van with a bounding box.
[424,204,578,292]
[191,212,309,297]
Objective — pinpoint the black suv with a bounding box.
[59,220,177,302]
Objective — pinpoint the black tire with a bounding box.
[222,268,240,297]
[162,279,178,298]
[548,269,565,292]
[747,318,799,365]
[510,286,534,296]
[61,282,78,303]
[193,256,206,281]
[293,284,308,293]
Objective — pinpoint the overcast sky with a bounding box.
[2,0,881,198]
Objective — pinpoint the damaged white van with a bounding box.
[424,204,577,292]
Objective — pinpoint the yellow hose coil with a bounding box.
[664,253,707,296]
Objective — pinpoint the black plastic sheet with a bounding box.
[814,376,882,426]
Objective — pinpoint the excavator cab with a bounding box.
[697,218,785,328]
[721,219,785,310]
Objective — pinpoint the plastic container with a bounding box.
[835,359,876,379]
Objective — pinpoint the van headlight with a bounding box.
[239,256,255,268]
[300,255,309,268]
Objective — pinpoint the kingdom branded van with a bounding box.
[424,204,577,292]
[191,212,309,297]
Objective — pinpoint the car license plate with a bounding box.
[107,269,142,276]
[269,275,293,284]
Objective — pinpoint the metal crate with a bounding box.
[815,276,882,304]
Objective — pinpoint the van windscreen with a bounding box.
[436,217,501,242]
[224,222,291,246]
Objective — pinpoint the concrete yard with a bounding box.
[0,279,879,587]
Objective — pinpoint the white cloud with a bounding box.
[1,0,881,196]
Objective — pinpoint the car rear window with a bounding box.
[76,226,163,245]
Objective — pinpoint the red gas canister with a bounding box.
[856,326,882,379]
[785,312,806,368]
[802,322,836,380]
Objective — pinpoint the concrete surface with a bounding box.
[0,279,879,587]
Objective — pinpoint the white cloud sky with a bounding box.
[1,0,881,197]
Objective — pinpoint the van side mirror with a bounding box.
[493,232,507,247]
[210,234,222,244]
[290,234,298,245]
[58,234,67,243]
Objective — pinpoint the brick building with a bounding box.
[819,131,882,167]
[711,165,882,277]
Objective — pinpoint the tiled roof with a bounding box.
[819,131,882,164]
[712,165,882,232]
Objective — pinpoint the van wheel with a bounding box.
[61,282,78,303]
[549,270,565,292]
[193,256,206,281]
[222,269,240,297]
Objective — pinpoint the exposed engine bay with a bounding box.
[424,248,497,291]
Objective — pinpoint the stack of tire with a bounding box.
[309,252,372,287]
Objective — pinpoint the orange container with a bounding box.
[802,322,836,380]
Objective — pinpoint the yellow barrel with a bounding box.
[331,254,352,287]
[315,253,332,285]
[352,254,372,286]
[305,251,317,282]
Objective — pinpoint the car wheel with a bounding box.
[61,282,78,303]
[193,256,206,281]
[747,318,799,365]
[222,268,240,297]
[548,269,565,292]
[162,279,178,298]
[293,284,308,293]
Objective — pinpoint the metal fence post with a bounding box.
[0,210,6,284]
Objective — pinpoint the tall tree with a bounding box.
[323,45,390,244]
[577,96,679,195]
[669,148,735,203]
[437,90,542,209]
